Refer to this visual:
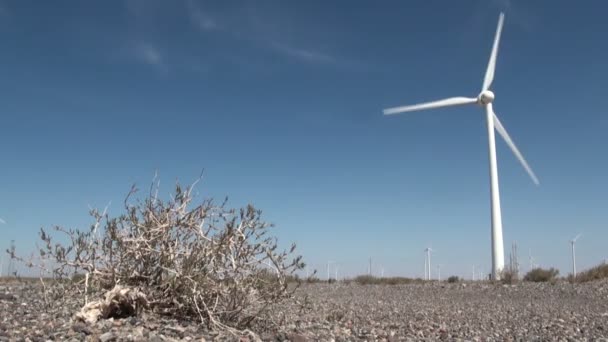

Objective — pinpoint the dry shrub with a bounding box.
[447,276,459,283]
[523,267,559,282]
[352,275,418,285]
[15,177,304,331]
[499,269,519,284]
[575,262,608,283]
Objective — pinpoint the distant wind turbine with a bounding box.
[382,13,539,280]
[0,218,5,225]
[528,249,537,271]
[424,247,433,281]
[437,264,441,281]
[570,234,582,278]
[424,255,428,280]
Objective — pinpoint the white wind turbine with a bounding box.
[570,234,582,278]
[424,254,427,280]
[424,247,433,280]
[383,13,539,280]
[334,263,339,281]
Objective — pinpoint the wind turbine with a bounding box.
[424,247,433,280]
[570,234,582,279]
[437,264,441,281]
[528,249,537,271]
[424,253,428,280]
[383,13,539,280]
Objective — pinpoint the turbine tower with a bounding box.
[383,13,539,280]
[424,247,433,280]
[570,234,582,279]
[424,254,428,280]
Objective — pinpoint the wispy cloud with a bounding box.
[124,1,345,71]
[186,0,219,31]
[271,42,336,64]
[131,42,166,70]
[0,2,8,17]
[183,2,339,66]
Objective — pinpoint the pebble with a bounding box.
[1,279,608,340]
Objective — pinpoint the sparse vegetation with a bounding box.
[524,267,559,282]
[499,269,519,284]
[575,262,608,283]
[12,177,304,332]
[305,276,323,283]
[352,275,420,285]
[447,276,459,283]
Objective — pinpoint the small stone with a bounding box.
[0,293,16,301]
[288,334,309,342]
[71,322,92,335]
[99,332,116,342]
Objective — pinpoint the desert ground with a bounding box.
[1,279,608,341]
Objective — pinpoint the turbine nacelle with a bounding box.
[478,90,495,105]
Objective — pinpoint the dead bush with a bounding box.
[14,177,304,332]
[575,262,608,283]
[499,269,519,284]
[523,267,559,282]
[352,275,418,285]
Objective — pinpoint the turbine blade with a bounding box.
[383,97,477,115]
[572,234,582,242]
[482,13,505,91]
[492,110,540,185]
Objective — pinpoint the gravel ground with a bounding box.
[2,279,608,341]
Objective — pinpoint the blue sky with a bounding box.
[1,0,607,279]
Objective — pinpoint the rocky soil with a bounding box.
[1,279,608,341]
